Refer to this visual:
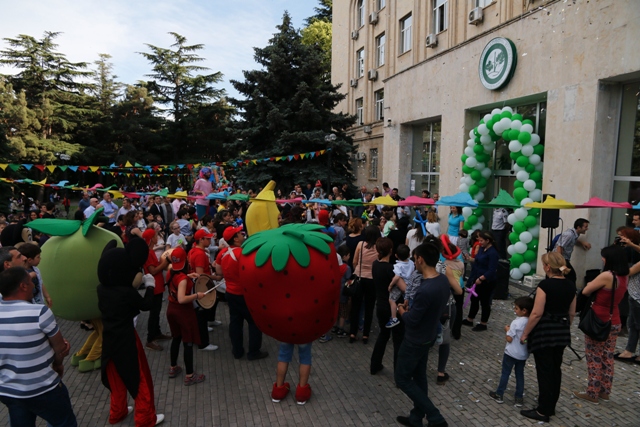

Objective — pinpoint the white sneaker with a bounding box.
[155,414,165,425]
[210,320,222,326]
[207,326,214,332]
[127,406,133,416]
[201,344,219,351]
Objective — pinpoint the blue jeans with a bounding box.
[278,343,312,365]
[394,340,446,427]
[495,353,526,398]
[0,382,77,427]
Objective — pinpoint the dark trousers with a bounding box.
[170,338,194,375]
[394,340,446,427]
[467,281,496,323]
[0,382,77,427]
[371,305,405,373]
[349,278,376,337]
[565,259,577,285]
[146,293,163,343]
[492,228,507,259]
[196,308,211,349]
[533,346,566,416]
[451,293,464,339]
[226,292,262,359]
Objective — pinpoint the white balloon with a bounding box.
[515,208,528,220]
[476,162,485,170]
[467,139,475,147]
[492,108,501,115]
[519,231,533,244]
[529,154,541,165]
[523,179,536,191]
[530,134,541,146]
[507,245,516,256]
[462,207,473,218]
[535,162,544,172]
[460,176,467,183]
[465,176,475,186]
[493,123,504,135]
[510,269,524,280]
[501,106,513,114]
[481,168,492,179]
[478,124,489,135]
[484,114,492,123]
[521,124,534,134]
[513,164,525,173]
[469,130,476,139]
[530,225,540,238]
[459,183,469,193]
[500,118,512,129]
[478,215,485,224]
[519,263,532,275]
[514,241,527,254]
[510,120,523,130]
[465,146,475,157]
[520,198,533,207]
[480,135,491,144]
[529,189,542,202]
[521,145,534,157]
[508,140,523,152]
[466,157,477,168]
[516,171,529,182]
[484,143,496,152]
[474,192,485,202]
[472,223,483,231]
[507,214,517,225]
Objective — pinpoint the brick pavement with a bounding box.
[3,285,640,426]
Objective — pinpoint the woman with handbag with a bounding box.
[349,225,380,344]
[519,252,576,422]
[573,245,629,404]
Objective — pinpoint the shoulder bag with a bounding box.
[342,242,363,297]
[578,273,616,342]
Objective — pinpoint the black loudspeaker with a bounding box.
[493,259,511,300]
[540,193,559,229]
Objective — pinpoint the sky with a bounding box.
[0,0,319,99]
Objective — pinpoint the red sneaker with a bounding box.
[271,382,290,402]
[295,383,312,405]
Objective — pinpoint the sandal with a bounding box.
[613,353,636,363]
[169,365,182,378]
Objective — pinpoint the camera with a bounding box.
[614,236,625,246]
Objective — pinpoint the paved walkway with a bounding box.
[3,285,640,426]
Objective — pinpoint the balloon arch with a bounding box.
[460,106,545,280]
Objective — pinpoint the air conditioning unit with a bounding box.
[367,69,378,81]
[363,125,372,133]
[349,78,358,88]
[426,34,438,48]
[351,30,359,40]
[369,12,379,25]
[355,152,366,161]
[468,7,483,25]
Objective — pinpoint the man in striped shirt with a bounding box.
[0,267,77,426]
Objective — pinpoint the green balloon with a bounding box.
[533,144,544,156]
[462,165,473,174]
[473,144,484,155]
[487,120,495,130]
[509,232,519,244]
[461,154,468,163]
[523,250,537,263]
[489,130,498,140]
[518,132,532,144]
[514,188,528,202]
[516,156,530,168]
[527,238,539,251]
[510,253,524,268]
[464,222,472,231]
[514,180,523,189]
[500,111,512,119]
[512,113,523,121]
[513,221,527,234]
[475,136,481,144]
[523,215,537,228]
[522,119,534,125]
[470,170,482,180]
[477,153,490,163]
[529,208,540,217]
[510,151,520,161]
[480,119,485,124]
[474,128,480,137]
[525,164,536,173]
[467,215,478,226]
[535,180,542,190]
[469,184,479,196]
[492,114,501,122]
[510,129,520,140]
[473,208,483,216]
[502,131,512,141]
[476,177,488,189]
[530,171,542,181]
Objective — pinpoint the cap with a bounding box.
[315,180,322,187]
[194,228,214,241]
[223,226,244,242]
[142,228,156,245]
[318,210,330,226]
[169,247,187,271]
[440,234,461,260]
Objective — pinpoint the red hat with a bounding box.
[318,210,330,226]
[194,228,214,241]
[169,247,187,271]
[315,180,322,187]
[440,235,461,260]
[142,228,156,245]
[223,226,244,243]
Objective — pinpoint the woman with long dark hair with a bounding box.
[345,218,365,269]
[447,207,464,245]
[349,225,380,343]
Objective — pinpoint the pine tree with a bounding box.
[305,0,332,25]
[229,12,355,192]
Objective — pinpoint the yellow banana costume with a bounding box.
[245,180,281,235]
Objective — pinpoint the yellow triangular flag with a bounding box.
[89,166,99,172]
[37,178,47,185]
[125,161,133,168]
[46,165,56,173]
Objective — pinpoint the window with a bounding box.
[377,0,386,10]
[434,0,448,33]
[400,14,412,54]
[375,33,386,67]
[356,49,365,78]
[356,98,364,125]
[370,148,379,180]
[411,121,441,195]
[374,90,384,121]
[476,0,492,7]
[357,0,365,27]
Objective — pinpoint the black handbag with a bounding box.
[342,242,363,297]
[578,273,616,342]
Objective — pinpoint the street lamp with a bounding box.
[324,133,337,195]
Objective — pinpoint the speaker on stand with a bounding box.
[540,194,559,253]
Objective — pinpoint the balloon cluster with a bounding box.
[461,106,544,280]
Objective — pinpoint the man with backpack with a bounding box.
[553,218,591,284]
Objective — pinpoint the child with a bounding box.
[457,229,470,260]
[385,245,414,328]
[18,243,52,307]
[319,245,352,342]
[166,220,187,249]
[382,210,396,237]
[489,296,534,406]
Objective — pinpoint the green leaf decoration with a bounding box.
[83,208,105,236]
[27,219,82,236]
[241,223,332,271]
[228,193,250,202]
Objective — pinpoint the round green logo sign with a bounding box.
[479,37,517,90]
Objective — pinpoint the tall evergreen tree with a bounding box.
[229,12,355,191]
[305,0,332,25]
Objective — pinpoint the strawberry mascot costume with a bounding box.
[240,181,342,405]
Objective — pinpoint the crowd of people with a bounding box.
[1,173,640,427]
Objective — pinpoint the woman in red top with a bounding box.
[165,247,206,386]
[575,245,629,403]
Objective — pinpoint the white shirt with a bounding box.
[167,233,186,248]
[83,206,96,218]
[393,259,415,282]
[505,316,529,360]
